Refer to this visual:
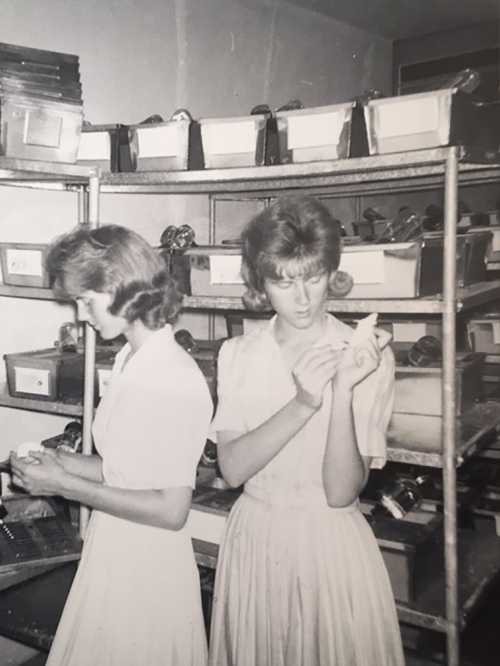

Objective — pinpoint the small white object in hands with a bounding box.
[349,313,378,348]
[17,441,45,459]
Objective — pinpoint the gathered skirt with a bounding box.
[209,490,404,666]
[47,510,207,666]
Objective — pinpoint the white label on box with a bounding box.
[137,125,180,158]
[377,97,439,139]
[338,250,385,284]
[15,367,50,396]
[97,368,112,397]
[6,249,43,277]
[186,508,227,545]
[392,322,428,343]
[492,322,500,345]
[77,132,110,160]
[210,255,244,284]
[287,111,344,150]
[207,121,257,155]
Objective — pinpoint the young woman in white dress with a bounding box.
[10,224,212,666]
[209,196,405,666]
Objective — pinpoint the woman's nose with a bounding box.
[293,280,309,304]
[76,301,89,322]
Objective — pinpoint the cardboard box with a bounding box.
[275,102,354,163]
[185,246,245,298]
[128,119,191,171]
[0,243,49,288]
[365,89,500,155]
[199,114,267,168]
[4,347,118,402]
[361,502,443,603]
[393,351,484,417]
[77,124,131,173]
[0,93,83,163]
[467,314,500,356]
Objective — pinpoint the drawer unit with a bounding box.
[199,114,267,169]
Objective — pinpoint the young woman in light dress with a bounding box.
[209,196,405,666]
[11,224,212,666]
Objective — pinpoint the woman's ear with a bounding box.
[328,270,354,298]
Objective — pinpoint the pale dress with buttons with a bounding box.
[46,326,213,666]
[209,315,405,666]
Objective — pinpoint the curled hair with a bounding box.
[241,196,351,311]
[47,224,182,328]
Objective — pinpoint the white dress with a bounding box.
[209,315,405,666]
[47,325,213,666]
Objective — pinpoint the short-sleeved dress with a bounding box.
[209,315,405,666]
[46,325,213,666]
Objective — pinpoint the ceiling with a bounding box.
[285,0,500,40]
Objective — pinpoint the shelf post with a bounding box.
[79,173,100,537]
[443,147,459,666]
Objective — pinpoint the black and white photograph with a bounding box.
[0,1,498,665]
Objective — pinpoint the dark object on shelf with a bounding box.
[54,322,79,354]
[422,204,444,232]
[41,421,82,454]
[174,333,224,402]
[251,104,280,166]
[377,207,424,243]
[406,335,442,367]
[159,224,196,295]
[352,207,389,240]
[0,495,82,573]
[349,90,384,158]
[378,475,433,519]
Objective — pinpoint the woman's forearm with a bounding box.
[59,473,192,530]
[218,396,316,488]
[322,386,369,507]
[57,451,104,482]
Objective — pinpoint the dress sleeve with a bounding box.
[352,345,395,469]
[104,366,213,489]
[209,339,248,441]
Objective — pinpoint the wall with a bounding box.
[0,0,392,456]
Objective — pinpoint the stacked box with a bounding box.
[0,42,84,163]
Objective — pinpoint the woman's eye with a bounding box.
[277,281,292,289]
[307,275,322,284]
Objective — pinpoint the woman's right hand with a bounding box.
[292,345,339,411]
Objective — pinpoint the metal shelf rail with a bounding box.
[0,149,500,666]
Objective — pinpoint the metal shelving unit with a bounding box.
[1,149,500,666]
[0,158,100,537]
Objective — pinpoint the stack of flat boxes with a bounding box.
[0,42,84,163]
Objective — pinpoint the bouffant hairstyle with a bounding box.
[241,196,353,311]
[47,224,182,329]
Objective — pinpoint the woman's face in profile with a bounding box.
[75,291,130,340]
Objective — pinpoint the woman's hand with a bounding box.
[334,333,382,392]
[292,345,340,410]
[9,449,68,496]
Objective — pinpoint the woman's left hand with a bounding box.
[9,449,67,496]
[334,333,382,392]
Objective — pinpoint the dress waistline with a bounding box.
[243,484,359,510]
